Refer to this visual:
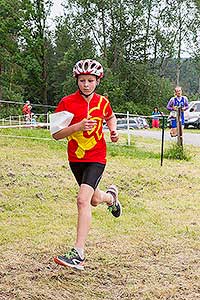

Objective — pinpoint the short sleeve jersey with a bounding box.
[167,96,189,111]
[22,104,31,115]
[152,111,160,120]
[55,90,113,164]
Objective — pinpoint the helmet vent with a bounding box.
[84,61,89,70]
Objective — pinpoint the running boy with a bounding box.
[52,59,122,270]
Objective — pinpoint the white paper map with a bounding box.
[50,111,74,134]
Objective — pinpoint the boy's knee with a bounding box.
[77,195,89,208]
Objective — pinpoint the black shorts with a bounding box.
[69,162,106,190]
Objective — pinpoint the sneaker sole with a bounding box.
[54,257,84,271]
[115,201,122,217]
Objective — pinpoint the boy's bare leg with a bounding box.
[90,187,113,207]
[170,128,177,136]
[75,183,94,249]
[53,184,95,270]
[91,186,122,218]
[75,185,113,248]
[54,185,121,270]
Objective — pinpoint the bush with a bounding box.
[164,143,192,161]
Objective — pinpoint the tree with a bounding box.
[0,0,24,100]
[20,0,53,110]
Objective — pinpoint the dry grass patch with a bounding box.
[0,130,200,300]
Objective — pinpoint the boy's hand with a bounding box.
[110,130,119,142]
[79,118,97,131]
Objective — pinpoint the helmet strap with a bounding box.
[79,89,96,98]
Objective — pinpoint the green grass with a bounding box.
[0,128,200,300]
[164,143,192,161]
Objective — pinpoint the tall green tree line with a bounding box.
[0,0,200,117]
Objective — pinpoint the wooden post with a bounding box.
[177,107,183,147]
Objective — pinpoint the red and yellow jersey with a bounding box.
[55,90,113,163]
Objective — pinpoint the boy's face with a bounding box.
[77,74,99,96]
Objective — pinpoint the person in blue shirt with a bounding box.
[151,107,162,128]
[167,86,189,137]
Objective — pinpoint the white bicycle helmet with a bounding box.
[73,59,104,78]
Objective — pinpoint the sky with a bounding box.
[51,0,64,18]
[47,0,64,29]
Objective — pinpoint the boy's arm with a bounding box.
[52,123,80,140]
[105,114,119,143]
[183,97,189,110]
[167,98,174,111]
[52,119,97,140]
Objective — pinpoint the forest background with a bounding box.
[1,0,200,117]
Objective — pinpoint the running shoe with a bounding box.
[54,248,85,270]
[106,185,122,218]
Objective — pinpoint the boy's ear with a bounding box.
[96,78,100,85]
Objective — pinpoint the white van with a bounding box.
[184,101,200,128]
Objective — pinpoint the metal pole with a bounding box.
[160,116,165,166]
[127,111,130,146]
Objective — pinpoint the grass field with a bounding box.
[0,128,200,300]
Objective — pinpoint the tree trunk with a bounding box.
[42,38,48,114]
[176,1,182,86]
[101,7,107,59]
[144,0,153,62]
[0,63,2,99]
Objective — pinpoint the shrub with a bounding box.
[164,143,192,161]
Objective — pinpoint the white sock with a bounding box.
[74,247,84,259]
